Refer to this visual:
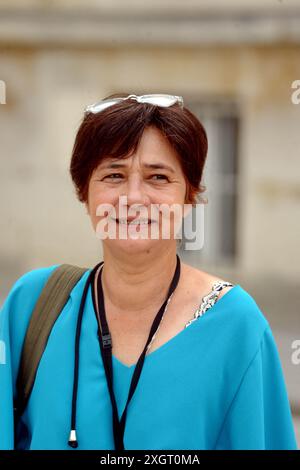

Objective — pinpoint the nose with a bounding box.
[124,173,149,208]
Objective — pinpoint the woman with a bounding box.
[0,93,297,450]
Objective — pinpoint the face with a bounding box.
[86,126,188,255]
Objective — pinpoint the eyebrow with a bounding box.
[100,162,176,174]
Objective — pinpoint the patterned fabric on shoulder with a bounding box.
[184,281,234,328]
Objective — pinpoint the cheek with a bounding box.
[87,185,103,226]
[158,184,186,205]
[88,183,114,209]
[88,185,121,230]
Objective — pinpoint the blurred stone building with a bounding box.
[0,0,299,444]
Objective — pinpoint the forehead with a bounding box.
[97,127,181,171]
[98,160,176,174]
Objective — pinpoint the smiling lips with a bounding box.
[110,217,156,225]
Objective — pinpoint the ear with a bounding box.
[85,202,90,215]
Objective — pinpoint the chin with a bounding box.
[104,236,168,255]
[116,236,158,250]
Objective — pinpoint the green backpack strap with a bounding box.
[14,263,89,423]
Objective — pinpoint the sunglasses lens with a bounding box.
[85,98,122,114]
[138,95,179,107]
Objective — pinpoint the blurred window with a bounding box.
[180,98,239,268]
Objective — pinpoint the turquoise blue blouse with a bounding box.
[0,265,298,450]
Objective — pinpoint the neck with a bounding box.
[100,245,179,314]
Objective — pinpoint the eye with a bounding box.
[103,173,123,180]
[151,174,169,181]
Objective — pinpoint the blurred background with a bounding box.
[0,0,299,446]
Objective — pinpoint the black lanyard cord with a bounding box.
[91,264,122,449]
[68,261,104,449]
[95,254,181,451]
[67,255,181,450]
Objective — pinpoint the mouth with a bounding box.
[109,217,156,225]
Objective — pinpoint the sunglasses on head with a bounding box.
[84,93,184,114]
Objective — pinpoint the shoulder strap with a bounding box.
[14,263,89,420]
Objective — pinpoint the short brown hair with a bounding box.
[70,93,208,206]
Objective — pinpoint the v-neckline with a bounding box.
[86,265,240,371]
[105,284,241,370]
